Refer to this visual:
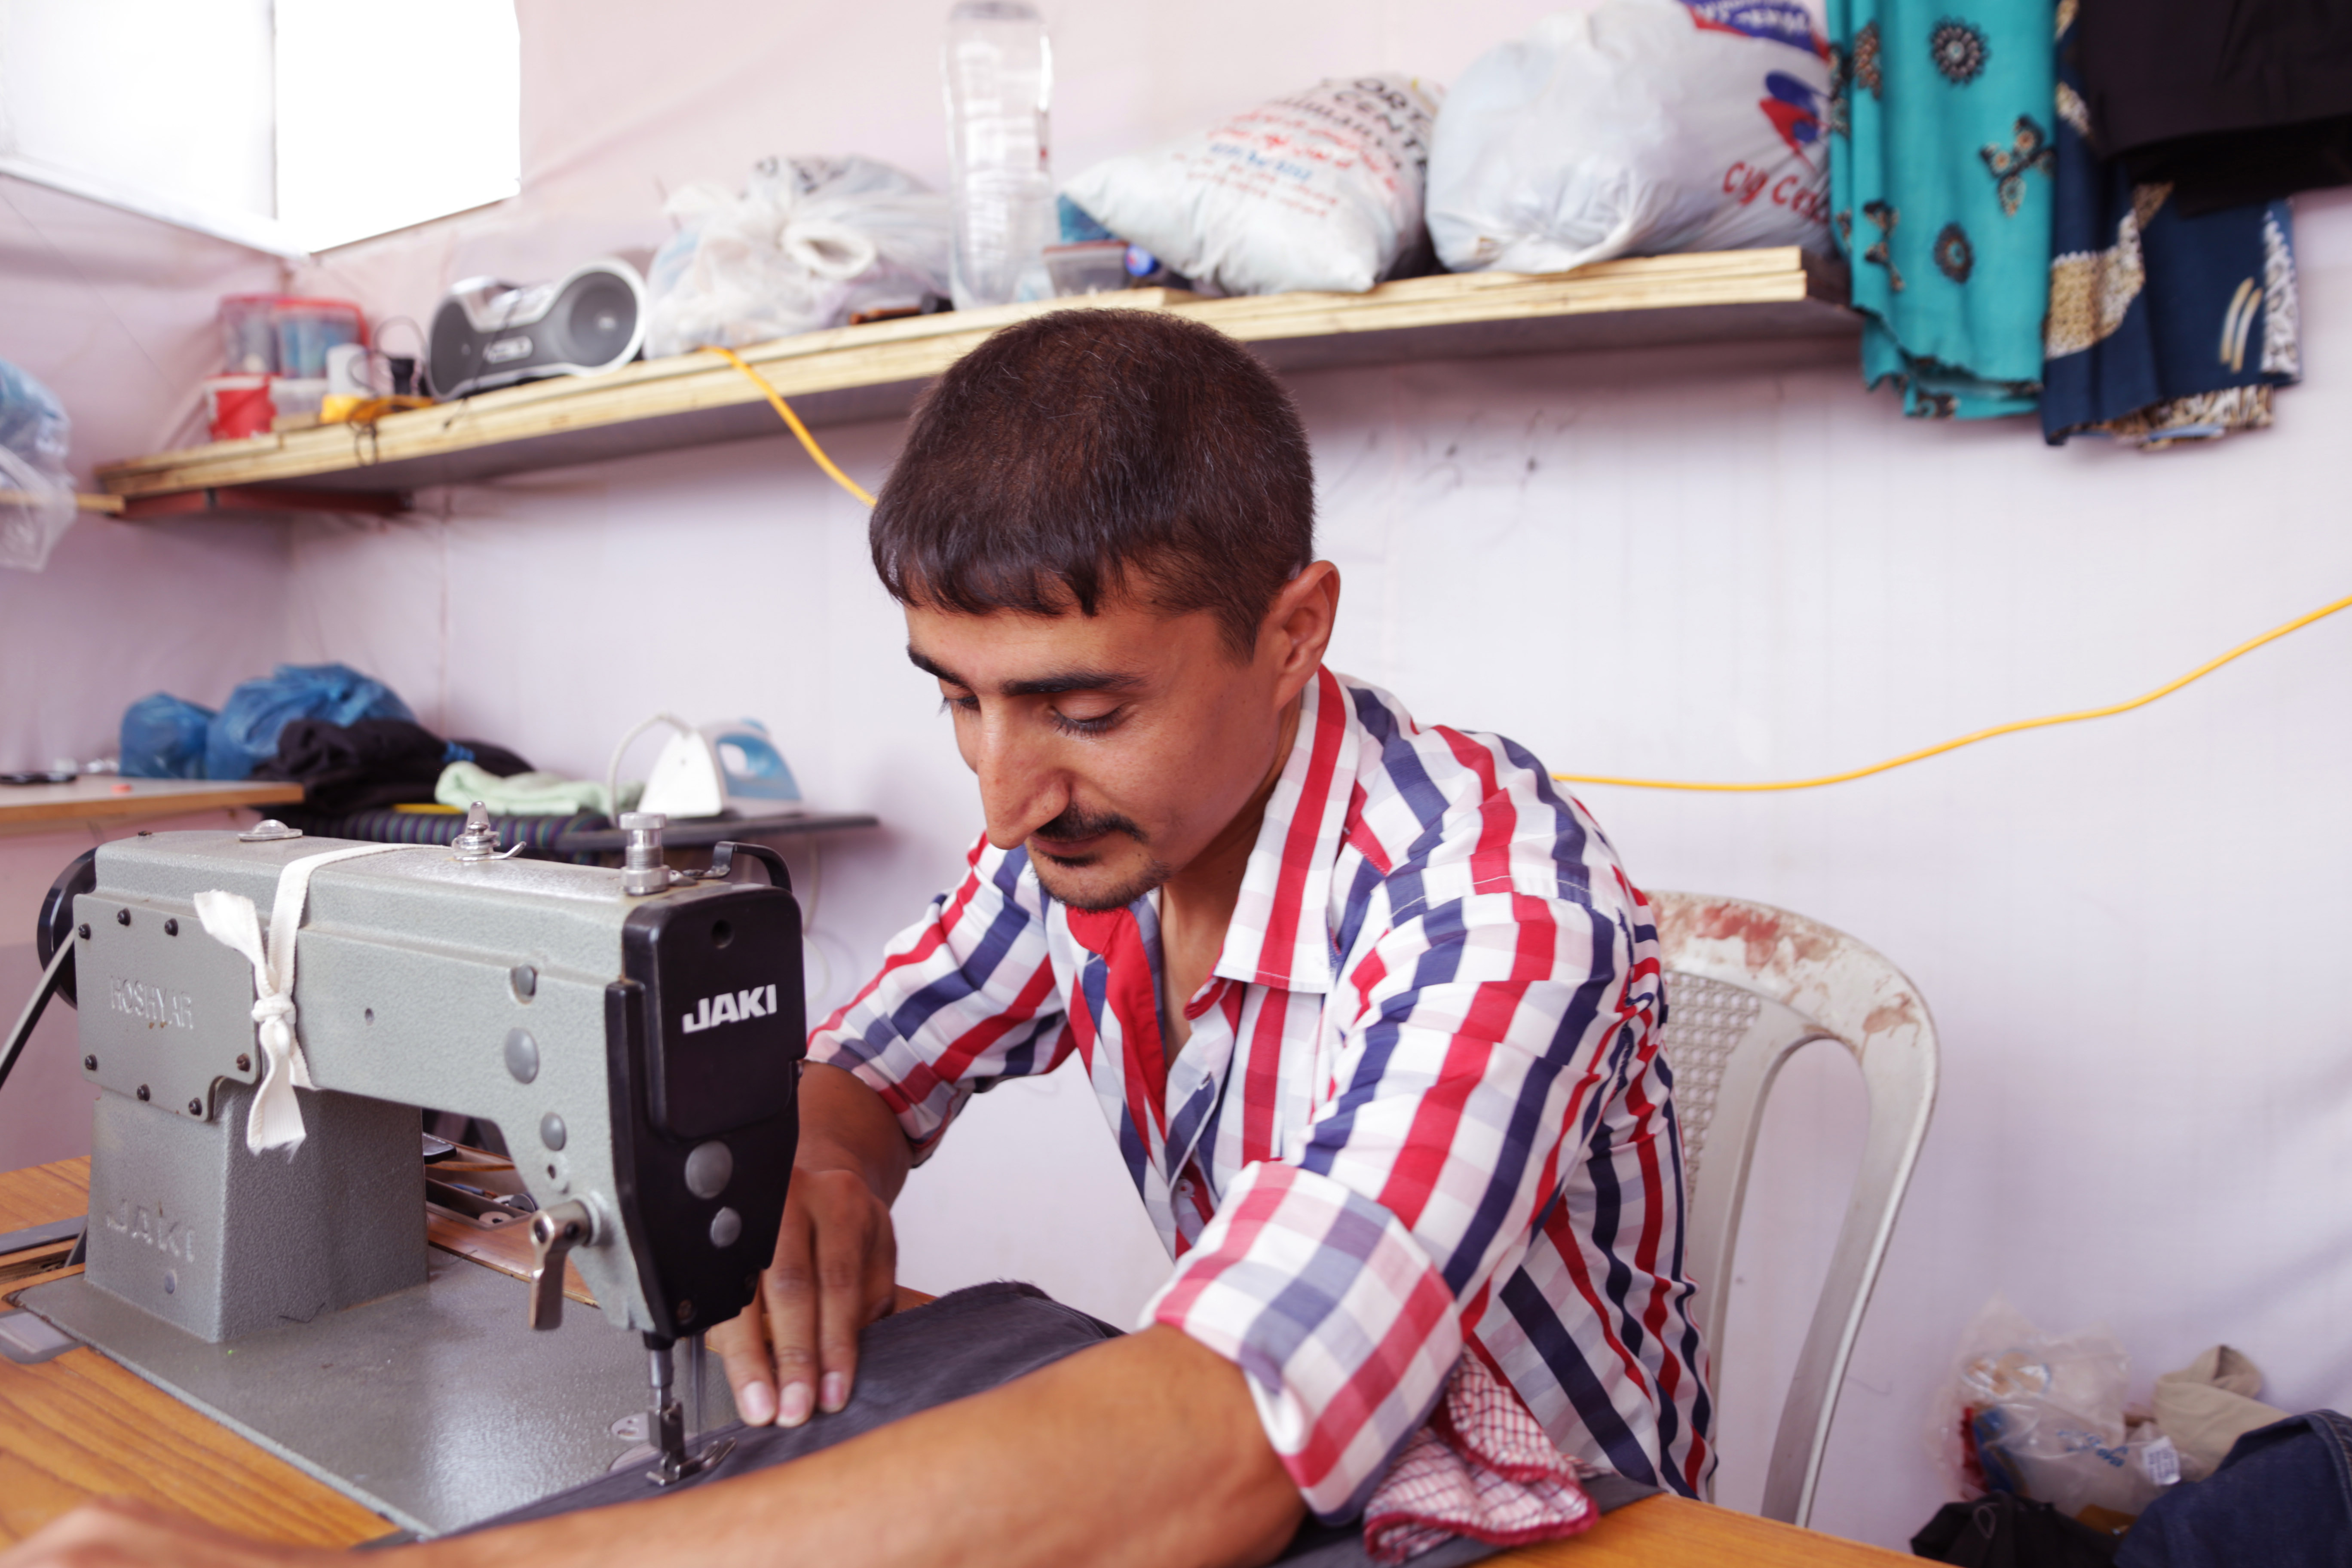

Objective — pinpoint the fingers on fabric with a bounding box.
[707,1303,778,1427]
[761,1194,824,1427]
[757,1167,896,1425]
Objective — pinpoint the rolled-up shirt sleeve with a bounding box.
[806,837,1069,1159]
[1144,868,1653,1520]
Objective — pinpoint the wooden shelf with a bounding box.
[0,777,303,839]
[97,248,1853,508]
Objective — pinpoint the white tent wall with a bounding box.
[0,175,293,767]
[0,0,2345,1551]
[0,175,294,1169]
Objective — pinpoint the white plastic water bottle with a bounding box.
[942,0,1054,309]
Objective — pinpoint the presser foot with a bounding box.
[644,1395,734,1486]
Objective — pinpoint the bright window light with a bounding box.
[0,0,281,250]
[0,0,519,257]
[275,0,521,252]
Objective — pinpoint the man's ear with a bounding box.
[1260,561,1340,703]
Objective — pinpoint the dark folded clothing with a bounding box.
[462,1281,1653,1564]
[254,718,530,814]
[1913,1492,2119,1567]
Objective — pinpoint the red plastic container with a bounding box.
[202,374,273,440]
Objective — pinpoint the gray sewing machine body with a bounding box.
[59,827,802,1349]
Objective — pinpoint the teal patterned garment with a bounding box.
[1828,0,2055,417]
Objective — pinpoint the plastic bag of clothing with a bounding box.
[1424,0,1831,276]
[643,156,952,357]
[1932,1297,2180,1523]
[204,663,414,782]
[119,693,219,779]
[1061,76,1444,297]
[0,358,77,573]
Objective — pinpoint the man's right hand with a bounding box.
[709,1063,912,1427]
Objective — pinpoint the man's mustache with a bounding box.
[1030,805,1147,846]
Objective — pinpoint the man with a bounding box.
[4,310,1706,1568]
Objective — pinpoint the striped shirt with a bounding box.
[809,667,1712,1518]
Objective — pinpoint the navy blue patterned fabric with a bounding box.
[2040,4,2300,447]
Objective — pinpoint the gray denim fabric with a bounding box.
[464,1281,1654,1564]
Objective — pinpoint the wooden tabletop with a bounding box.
[0,1159,1906,1563]
[0,777,303,839]
[0,1159,387,1548]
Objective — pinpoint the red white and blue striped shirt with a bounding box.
[809,668,1713,1519]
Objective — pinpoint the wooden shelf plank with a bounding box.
[97,250,1853,505]
[0,778,303,839]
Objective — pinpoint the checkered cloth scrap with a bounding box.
[1362,1354,1597,1564]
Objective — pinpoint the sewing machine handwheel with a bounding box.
[35,848,95,1009]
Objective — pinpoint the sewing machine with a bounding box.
[15,808,802,1531]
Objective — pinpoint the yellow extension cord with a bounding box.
[702,343,879,507]
[703,342,2351,794]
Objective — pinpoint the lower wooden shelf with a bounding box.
[96,248,1854,509]
[0,778,303,839]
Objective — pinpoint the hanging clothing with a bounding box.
[2041,1,2300,447]
[2076,0,2352,215]
[1828,0,2057,417]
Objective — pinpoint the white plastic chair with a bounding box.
[1650,891,1938,1528]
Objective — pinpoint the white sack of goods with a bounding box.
[1061,76,1443,297]
[1426,0,1831,275]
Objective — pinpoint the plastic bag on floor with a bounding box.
[1931,1297,2180,1524]
[0,358,76,573]
[644,156,952,357]
[204,663,415,782]
[1425,0,1831,276]
[1061,76,1444,297]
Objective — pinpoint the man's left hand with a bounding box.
[0,1498,328,1568]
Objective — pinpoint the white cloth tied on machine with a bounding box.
[194,843,412,1156]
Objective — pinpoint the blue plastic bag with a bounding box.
[203,663,414,781]
[119,693,218,779]
[0,358,75,572]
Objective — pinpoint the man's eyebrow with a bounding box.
[907,647,964,686]
[905,646,1145,699]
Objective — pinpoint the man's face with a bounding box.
[905,593,1298,912]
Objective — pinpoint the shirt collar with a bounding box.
[1213,665,1357,995]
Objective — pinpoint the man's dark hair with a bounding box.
[870,308,1316,657]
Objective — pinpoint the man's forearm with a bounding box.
[797,1060,913,1200]
[424,1326,1306,1568]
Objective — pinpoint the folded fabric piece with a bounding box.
[2041,3,2300,447]
[1829,0,2056,417]
[255,719,530,814]
[2076,0,2352,215]
[2115,1411,2352,1568]
[464,1282,1653,1565]
[435,760,639,818]
[1363,1354,1597,1564]
[2153,1346,2291,1484]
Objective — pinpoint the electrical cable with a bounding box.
[1553,591,2352,792]
[698,344,879,506]
[0,941,74,1099]
[704,343,2350,798]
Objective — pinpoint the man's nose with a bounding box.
[972,716,1069,850]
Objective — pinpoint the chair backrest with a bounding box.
[1650,891,1939,1528]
